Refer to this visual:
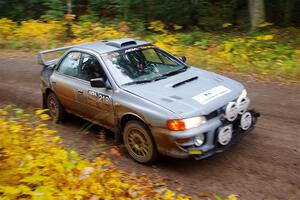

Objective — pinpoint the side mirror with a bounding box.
[90,78,106,88]
[178,56,187,63]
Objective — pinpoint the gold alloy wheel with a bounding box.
[48,95,58,119]
[127,128,150,157]
[123,121,157,163]
[46,93,64,123]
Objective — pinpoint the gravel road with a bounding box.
[0,52,299,200]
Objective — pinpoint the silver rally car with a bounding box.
[38,38,260,163]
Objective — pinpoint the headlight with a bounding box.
[240,89,247,98]
[167,116,206,131]
[194,133,205,146]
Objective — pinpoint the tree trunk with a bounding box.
[122,0,130,21]
[248,0,266,31]
[67,0,72,14]
[231,0,240,26]
[283,0,294,26]
[66,0,73,37]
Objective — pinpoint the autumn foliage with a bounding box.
[0,106,191,200]
[0,18,299,80]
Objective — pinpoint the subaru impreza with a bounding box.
[38,38,260,163]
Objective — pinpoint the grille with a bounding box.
[205,108,222,120]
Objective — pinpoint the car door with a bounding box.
[75,52,115,129]
[51,51,83,114]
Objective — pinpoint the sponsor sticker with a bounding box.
[104,45,156,58]
[125,47,139,53]
[139,45,155,49]
[124,45,155,53]
[193,85,231,105]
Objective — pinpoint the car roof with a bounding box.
[77,38,151,54]
[37,38,151,66]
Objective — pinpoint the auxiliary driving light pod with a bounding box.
[217,125,233,145]
[224,102,239,121]
[240,111,252,130]
[237,96,250,115]
[194,133,205,146]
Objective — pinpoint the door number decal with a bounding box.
[88,90,111,103]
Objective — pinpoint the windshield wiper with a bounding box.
[162,66,188,77]
[123,75,168,86]
[152,75,168,81]
[123,79,153,86]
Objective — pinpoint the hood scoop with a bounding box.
[172,76,198,88]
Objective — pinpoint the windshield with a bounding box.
[101,46,187,85]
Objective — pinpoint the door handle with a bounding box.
[77,89,84,94]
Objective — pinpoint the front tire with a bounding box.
[123,120,158,164]
[46,92,65,123]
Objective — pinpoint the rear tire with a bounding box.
[46,92,65,123]
[123,120,158,164]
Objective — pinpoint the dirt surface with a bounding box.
[0,52,299,200]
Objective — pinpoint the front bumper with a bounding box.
[151,109,260,159]
[193,122,256,160]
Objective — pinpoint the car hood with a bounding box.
[122,67,244,118]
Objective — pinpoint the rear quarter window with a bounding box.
[57,52,81,77]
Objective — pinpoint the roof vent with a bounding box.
[106,38,137,48]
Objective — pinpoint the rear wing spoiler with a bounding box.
[37,45,77,66]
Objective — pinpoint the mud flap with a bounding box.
[114,126,123,145]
